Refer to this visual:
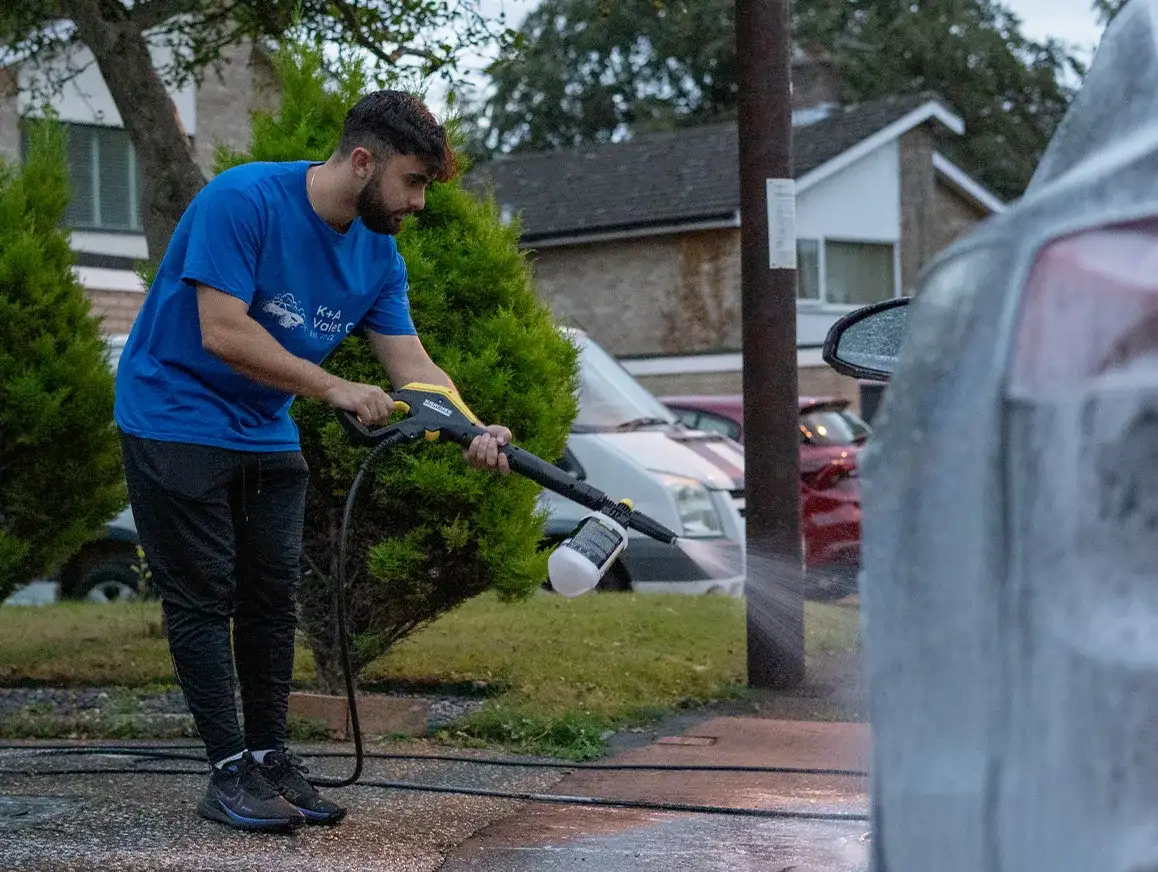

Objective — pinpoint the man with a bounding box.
[114,90,512,833]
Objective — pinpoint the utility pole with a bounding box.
[736,0,804,689]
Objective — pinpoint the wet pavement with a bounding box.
[442,717,871,872]
[0,719,871,871]
[0,742,568,871]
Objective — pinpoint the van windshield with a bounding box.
[574,335,678,431]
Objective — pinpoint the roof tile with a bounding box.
[466,92,949,241]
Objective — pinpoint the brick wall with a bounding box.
[193,42,281,177]
[635,365,861,413]
[88,290,145,336]
[898,125,939,292]
[529,227,742,358]
[932,178,989,254]
[797,364,861,411]
[791,57,841,110]
[0,67,19,164]
[635,370,743,397]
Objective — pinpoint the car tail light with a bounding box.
[1005,218,1158,664]
[802,461,857,492]
[1010,218,1158,392]
[998,220,1158,852]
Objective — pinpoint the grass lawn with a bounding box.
[0,591,860,757]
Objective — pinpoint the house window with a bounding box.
[796,239,821,300]
[795,238,898,307]
[825,240,896,306]
[25,122,143,232]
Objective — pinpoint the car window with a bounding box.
[694,412,742,441]
[574,335,679,430]
[799,408,871,446]
[671,409,700,429]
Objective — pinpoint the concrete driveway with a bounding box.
[0,719,870,871]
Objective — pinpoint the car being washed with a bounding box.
[662,393,867,597]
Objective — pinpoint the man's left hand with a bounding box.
[465,425,512,475]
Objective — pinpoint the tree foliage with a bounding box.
[0,118,126,601]
[474,0,1087,201]
[1,0,513,262]
[1092,0,1131,25]
[478,0,737,154]
[215,41,580,692]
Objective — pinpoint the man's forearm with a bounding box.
[202,314,342,399]
[392,358,456,391]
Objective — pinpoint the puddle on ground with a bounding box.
[0,795,86,830]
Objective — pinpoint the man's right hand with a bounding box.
[322,380,395,425]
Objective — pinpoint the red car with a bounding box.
[661,394,869,599]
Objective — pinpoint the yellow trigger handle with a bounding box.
[393,401,412,416]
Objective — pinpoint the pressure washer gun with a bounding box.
[336,382,678,596]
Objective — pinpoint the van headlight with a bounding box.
[656,474,724,538]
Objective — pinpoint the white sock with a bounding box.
[214,750,247,769]
[251,749,276,764]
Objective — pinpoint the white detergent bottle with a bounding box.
[548,509,630,597]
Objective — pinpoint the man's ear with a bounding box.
[350,147,374,180]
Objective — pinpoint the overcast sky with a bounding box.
[1009,0,1102,49]
[476,0,1105,47]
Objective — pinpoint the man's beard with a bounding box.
[356,173,408,235]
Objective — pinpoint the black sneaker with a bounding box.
[197,752,306,833]
[259,749,348,825]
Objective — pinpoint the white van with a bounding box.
[539,329,747,596]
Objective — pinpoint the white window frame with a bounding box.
[26,121,144,234]
[795,236,902,311]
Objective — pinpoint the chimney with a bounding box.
[790,50,841,111]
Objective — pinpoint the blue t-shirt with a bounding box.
[114,160,417,452]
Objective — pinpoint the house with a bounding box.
[0,45,1001,411]
[0,41,278,334]
[466,58,1007,406]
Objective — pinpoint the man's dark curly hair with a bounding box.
[336,90,458,182]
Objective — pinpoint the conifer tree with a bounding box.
[0,118,126,601]
[216,40,580,690]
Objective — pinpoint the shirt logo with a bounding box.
[262,293,305,329]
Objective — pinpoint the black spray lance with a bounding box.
[336,382,678,595]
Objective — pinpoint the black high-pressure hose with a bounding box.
[0,744,870,778]
[0,747,870,822]
[308,428,410,788]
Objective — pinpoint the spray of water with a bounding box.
[671,537,746,582]
[694,542,865,710]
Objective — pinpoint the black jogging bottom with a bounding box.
[120,432,309,765]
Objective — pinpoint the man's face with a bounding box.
[356,153,433,235]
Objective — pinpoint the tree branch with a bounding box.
[128,0,196,32]
[327,0,440,66]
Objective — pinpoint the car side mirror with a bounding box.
[822,298,911,382]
